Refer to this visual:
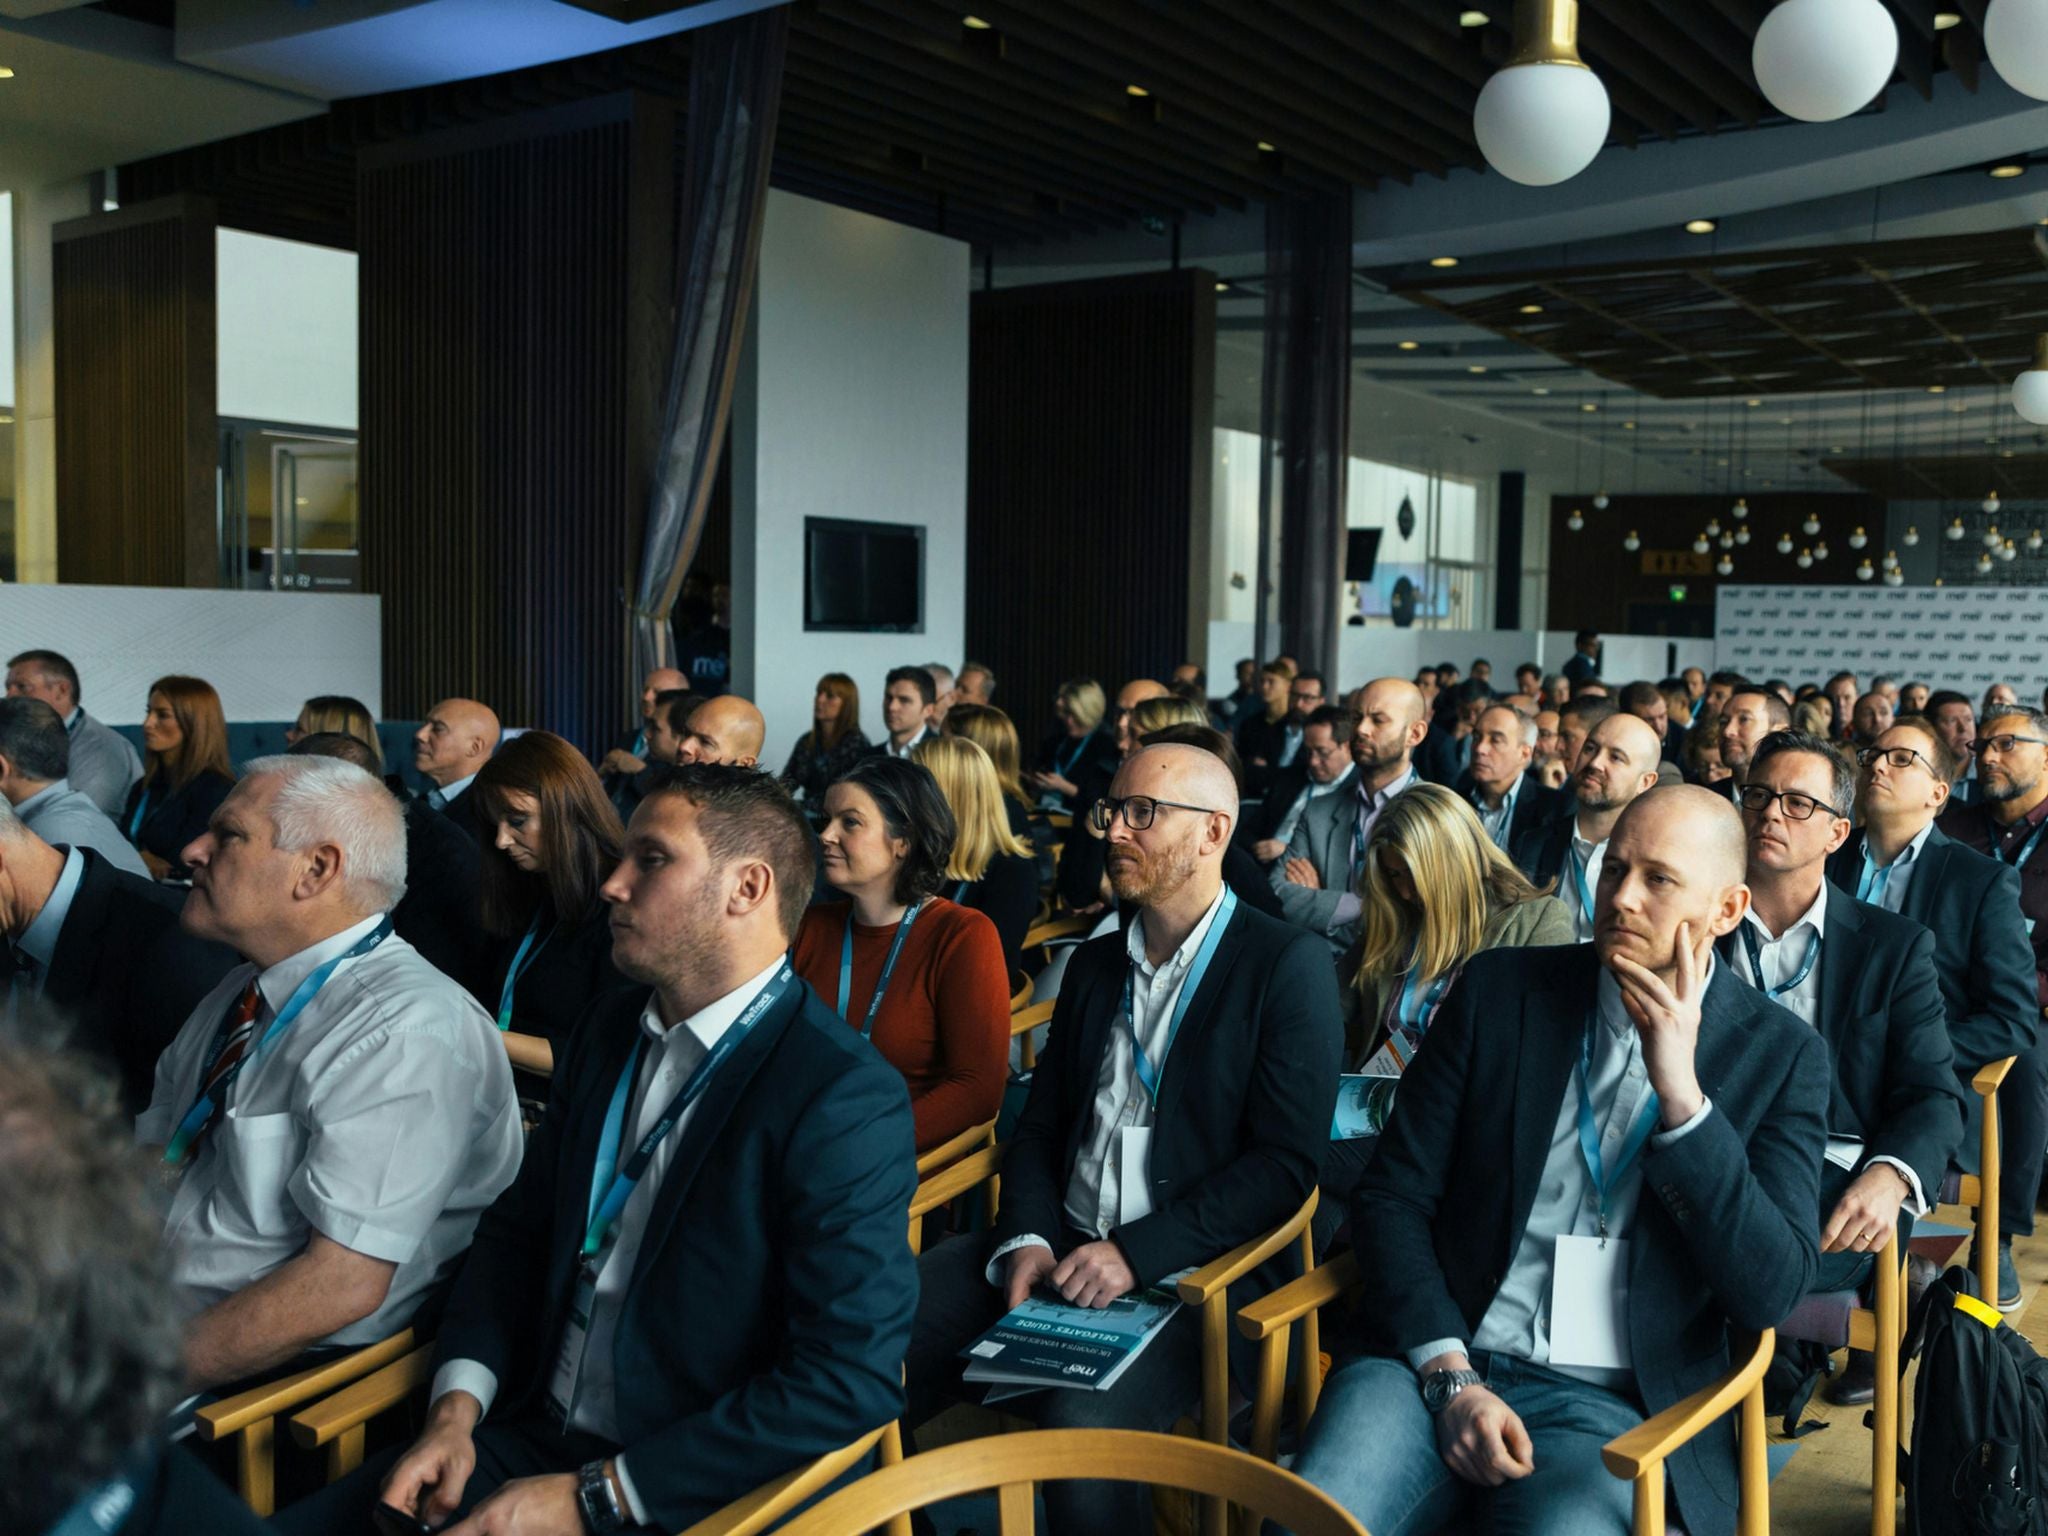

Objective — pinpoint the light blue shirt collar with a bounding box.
[1874,819,1935,873]
[13,779,68,820]
[18,846,86,971]
[435,772,478,804]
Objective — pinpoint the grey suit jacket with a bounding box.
[66,711,144,819]
[1270,782,1361,947]
[17,779,150,877]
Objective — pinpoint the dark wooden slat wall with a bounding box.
[966,270,1215,746]
[52,196,218,587]
[357,93,675,755]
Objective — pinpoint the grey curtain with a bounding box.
[1256,188,1353,679]
[629,6,789,682]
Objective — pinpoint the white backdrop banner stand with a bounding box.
[1715,584,2048,697]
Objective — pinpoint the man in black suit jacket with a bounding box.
[279,767,918,1536]
[0,813,235,1114]
[411,698,501,848]
[1290,786,1829,1536]
[1825,717,2039,1307]
[903,743,1341,1536]
[1457,704,1567,875]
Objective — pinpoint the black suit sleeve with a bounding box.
[1862,926,1964,1200]
[1949,861,2041,1071]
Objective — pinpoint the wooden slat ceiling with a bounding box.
[1388,229,2048,400]
[120,0,2007,252]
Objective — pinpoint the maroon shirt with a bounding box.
[1940,795,2048,1009]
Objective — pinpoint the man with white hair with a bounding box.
[136,755,522,1389]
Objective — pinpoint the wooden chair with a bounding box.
[1237,1254,1776,1536]
[286,1340,435,1486]
[1010,998,1055,1072]
[914,1118,997,1180]
[908,1142,1003,1257]
[1009,970,1032,1012]
[195,1327,421,1515]
[1176,1187,1319,1536]
[502,1030,553,1077]
[1938,1055,2016,1305]
[1020,913,1093,961]
[764,1429,1368,1536]
[1044,812,1074,833]
[674,1422,912,1536]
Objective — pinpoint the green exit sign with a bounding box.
[1668,584,1689,602]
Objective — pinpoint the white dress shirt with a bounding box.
[137,915,523,1345]
[987,887,1231,1280]
[1857,822,1934,915]
[1564,825,1609,943]
[432,955,786,1521]
[884,726,932,760]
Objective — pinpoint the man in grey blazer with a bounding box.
[5,650,142,818]
[1272,677,1428,952]
[0,698,149,877]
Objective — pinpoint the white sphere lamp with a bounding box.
[1797,548,1814,569]
[1985,523,2003,548]
[1594,491,1610,508]
[1776,532,1795,554]
[1732,495,1749,518]
[2029,529,2045,551]
[1986,0,2048,101]
[2014,334,2048,424]
[1802,513,1822,535]
[1814,540,1831,560]
[1883,549,1899,569]
[1752,0,1900,122]
[1735,525,1752,544]
[1856,559,1875,581]
[1883,568,1904,586]
[2003,538,2020,561]
[1567,507,1585,531]
[1985,490,2003,515]
[1716,554,1735,576]
[1947,518,1967,540]
[1903,525,1920,546]
[1692,533,1711,554]
[1706,518,1723,536]
[1623,530,1640,551]
[1720,532,1736,549]
[1978,550,1996,573]
[1473,0,1612,186]
[1848,526,1868,548]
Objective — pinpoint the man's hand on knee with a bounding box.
[1435,1386,1535,1487]
[381,1391,482,1524]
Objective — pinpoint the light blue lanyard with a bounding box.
[837,902,923,1040]
[1395,967,1455,1034]
[952,880,970,904]
[581,963,793,1260]
[1566,843,1596,926]
[125,784,153,840]
[1119,886,1237,1103]
[1055,733,1091,778]
[496,912,555,1030]
[1575,1013,1662,1241]
[163,917,394,1165]
[1999,816,2048,871]
[1739,921,1820,1000]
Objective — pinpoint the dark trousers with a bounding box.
[904,1231,1203,1536]
[271,1415,636,1535]
[1996,1038,2048,1238]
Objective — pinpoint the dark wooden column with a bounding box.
[967,269,1216,731]
[52,195,219,586]
[357,93,674,751]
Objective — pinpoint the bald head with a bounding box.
[1596,786,1751,981]
[1572,712,1661,816]
[414,698,501,787]
[1359,677,1427,729]
[1103,743,1236,912]
[675,693,765,768]
[1351,677,1431,787]
[1115,678,1172,753]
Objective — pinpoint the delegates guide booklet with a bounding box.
[960,1274,1189,1401]
[1329,1023,1418,1141]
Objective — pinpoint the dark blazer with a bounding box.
[1415,723,1466,787]
[1521,811,1587,891]
[39,848,238,1114]
[1233,714,1298,798]
[1351,945,1829,1536]
[478,904,631,1047]
[1240,761,1312,848]
[393,796,490,990]
[433,978,918,1532]
[120,767,234,879]
[993,898,1341,1299]
[1716,898,1962,1197]
[1562,650,1598,683]
[953,851,1041,976]
[1034,728,1116,817]
[1825,827,2039,1072]
[435,783,495,850]
[1455,769,1568,871]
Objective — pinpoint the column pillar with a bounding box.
[11,179,92,583]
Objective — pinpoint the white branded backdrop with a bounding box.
[1715,584,2048,695]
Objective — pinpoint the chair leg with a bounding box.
[1295,1226,1321,1435]
[1737,1377,1768,1536]
[1872,1241,1904,1536]
[1249,1330,1291,1464]
[879,1423,912,1536]
[1980,1090,2003,1305]
[236,1418,276,1519]
[1200,1291,1231,1536]
[1632,1462,1667,1536]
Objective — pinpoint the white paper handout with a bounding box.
[1550,1235,1633,1371]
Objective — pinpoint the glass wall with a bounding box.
[1,193,15,582]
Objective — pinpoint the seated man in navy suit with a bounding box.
[278,766,918,1536]
[1291,787,1828,1536]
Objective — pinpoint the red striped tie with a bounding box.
[201,981,264,1097]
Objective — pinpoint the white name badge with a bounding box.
[1118,1126,1156,1225]
[1550,1235,1632,1371]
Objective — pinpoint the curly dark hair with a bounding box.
[0,1016,185,1531]
[828,755,957,905]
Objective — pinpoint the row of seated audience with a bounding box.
[8,638,2048,1536]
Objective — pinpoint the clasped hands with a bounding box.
[1003,1239,1135,1310]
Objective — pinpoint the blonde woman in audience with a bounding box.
[914,733,1039,971]
[1792,696,1833,738]
[283,695,383,771]
[122,676,236,881]
[1025,677,1109,809]
[943,702,1034,831]
[1125,692,1208,752]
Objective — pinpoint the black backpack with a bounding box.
[1904,1263,2048,1535]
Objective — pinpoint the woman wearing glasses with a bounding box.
[792,755,1010,1151]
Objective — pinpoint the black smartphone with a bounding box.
[370,1504,435,1536]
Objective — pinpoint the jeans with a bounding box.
[1287,1351,1641,1536]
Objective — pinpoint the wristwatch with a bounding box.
[1420,1367,1485,1414]
[576,1459,629,1534]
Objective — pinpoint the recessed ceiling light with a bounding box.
[1582,402,1598,412]
[1934,10,1963,27]
[1126,84,1150,97]
[1746,397,1761,406]
[1256,140,1276,152]
[962,15,992,28]
[1429,256,1460,268]
[1459,9,1490,25]
[1214,280,1230,292]
[1532,387,1551,396]
[0,66,13,79]
[1685,218,1717,234]
[1397,340,1420,350]
[1467,364,1488,373]
[1518,303,1544,314]
[1991,163,2026,179]
[1928,384,1947,393]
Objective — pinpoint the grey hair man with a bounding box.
[138,755,522,1389]
[0,696,149,876]
[4,649,143,819]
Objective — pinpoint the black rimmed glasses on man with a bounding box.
[1855,744,1940,776]
[1736,784,1845,823]
[1089,795,1222,833]
[1972,734,2048,757]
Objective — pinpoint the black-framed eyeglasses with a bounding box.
[1972,734,2048,756]
[1089,795,1221,833]
[1737,783,1845,822]
[1856,745,1938,775]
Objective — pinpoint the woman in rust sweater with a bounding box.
[793,755,1011,1152]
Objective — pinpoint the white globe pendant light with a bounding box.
[2002,538,2020,561]
[1903,525,1920,546]
[2029,529,2045,551]
[1692,532,1711,554]
[1732,496,1749,518]
[1984,490,2003,515]
[1797,548,1815,569]
[1856,559,1875,581]
[1801,513,1822,535]
[1716,554,1735,575]
[1985,523,2003,548]
[1883,567,1904,586]
[1776,532,1795,554]
[1986,0,2048,100]
[1752,0,1899,122]
[2014,335,2048,424]
[1567,507,1585,531]
[1978,550,1996,574]
[1947,519,1967,540]
[1735,525,1752,544]
[1473,0,1612,186]
[1814,539,1830,561]
[1594,491,1611,508]
[1623,530,1641,551]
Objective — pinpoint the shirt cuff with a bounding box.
[1406,1338,1468,1373]
[986,1234,1053,1288]
[613,1456,651,1527]
[1331,893,1362,928]
[1650,1096,1713,1146]
[1865,1154,1930,1218]
[429,1360,499,1422]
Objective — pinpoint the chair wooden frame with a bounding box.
[914,1119,997,1181]
[1010,999,1055,1072]
[1952,1055,2015,1305]
[1020,913,1092,959]
[1237,1255,1775,1536]
[286,1341,435,1484]
[1009,971,1033,1012]
[195,1327,419,1516]
[675,1422,911,1536]
[908,1143,1003,1257]
[765,1429,1369,1536]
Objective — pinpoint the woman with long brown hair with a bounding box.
[122,676,236,880]
[779,673,870,801]
[472,732,629,1070]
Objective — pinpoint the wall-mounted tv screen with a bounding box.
[804,517,925,633]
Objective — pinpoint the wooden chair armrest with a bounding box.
[1045,812,1074,831]
[1178,1190,1319,1307]
[1234,1250,1360,1341]
[1600,1329,1774,1480]
[195,1329,418,1441]
[1011,1000,1056,1036]
[1009,972,1032,1011]
[502,1031,554,1076]
[1974,1055,2017,1096]
[915,1119,996,1178]
[677,1424,893,1536]
[286,1345,436,1449]
[1022,914,1092,952]
[910,1144,1005,1221]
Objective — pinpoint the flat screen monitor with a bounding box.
[804,517,925,633]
